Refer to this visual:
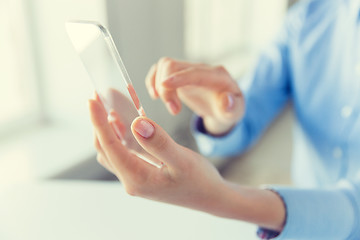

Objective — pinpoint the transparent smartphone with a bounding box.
[66,20,162,168]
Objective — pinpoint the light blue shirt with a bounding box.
[193,0,360,239]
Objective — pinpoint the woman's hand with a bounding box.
[88,96,285,232]
[145,58,245,135]
[89,97,227,213]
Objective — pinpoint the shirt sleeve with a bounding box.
[270,175,360,239]
[191,20,293,158]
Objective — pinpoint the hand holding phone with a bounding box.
[66,21,161,168]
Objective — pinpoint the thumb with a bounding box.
[217,91,245,123]
[131,117,180,167]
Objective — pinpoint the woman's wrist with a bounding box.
[203,117,236,136]
[210,181,286,232]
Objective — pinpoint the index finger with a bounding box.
[162,66,237,92]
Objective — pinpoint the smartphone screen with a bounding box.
[66,21,162,168]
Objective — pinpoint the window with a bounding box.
[0,0,40,136]
[0,0,107,184]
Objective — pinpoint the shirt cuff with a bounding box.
[256,228,280,239]
[267,185,356,240]
[190,115,246,157]
[256,189,286,239]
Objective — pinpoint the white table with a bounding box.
[0,181,257,240]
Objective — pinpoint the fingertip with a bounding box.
[166,100,181,115]
[88,98,108,127]
[88,99,97,111]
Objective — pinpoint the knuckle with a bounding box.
[103,138,118,149]
[155,134,171,151]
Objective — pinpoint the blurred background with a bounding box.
[0,0,297,187]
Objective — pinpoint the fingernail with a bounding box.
[225,93,234,111]
[166,101,178,114]
[134,119,154,138]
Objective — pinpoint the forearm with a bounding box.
[209,181,286,232]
